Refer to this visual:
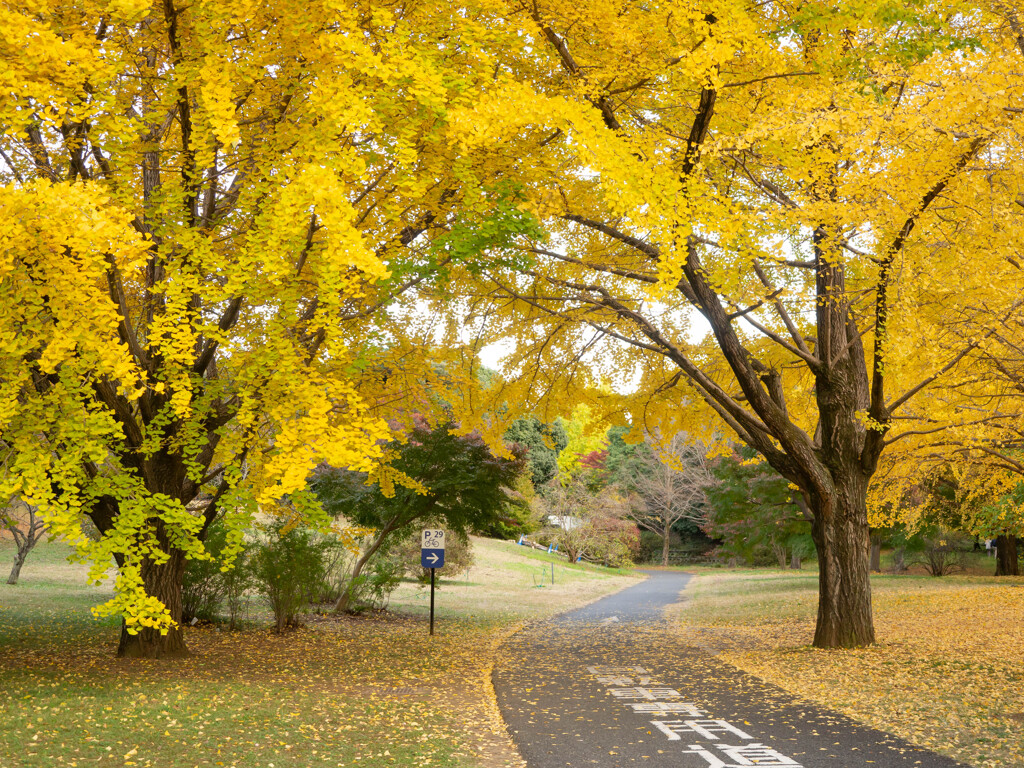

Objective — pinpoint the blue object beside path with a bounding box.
[421,548,445,568]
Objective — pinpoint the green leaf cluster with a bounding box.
[504,416,568,489]
[704,446,811,565]
[313,418,526,538]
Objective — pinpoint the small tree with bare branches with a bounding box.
[3,497,47,585]
[628,434,712,567]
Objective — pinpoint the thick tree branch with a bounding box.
[527,4,622,131]
[162,0,197,224]
[751,261,815,359]
[680,87,717,178]
[104,253,149,369]
[25,125,57,181]
[530,247,658,284]
[868,136,987,426]
[513,268,779,445]
[562,215,660,258]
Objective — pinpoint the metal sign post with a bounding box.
[421,529,446,635]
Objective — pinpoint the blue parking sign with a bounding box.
[421,529,446,569]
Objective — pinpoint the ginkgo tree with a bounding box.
[442,0,1024,647]
[871,298,1024,576]
[0,0,529,657]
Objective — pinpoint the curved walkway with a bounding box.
[493,571,969,768]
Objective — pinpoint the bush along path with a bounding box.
[492,571,969,768]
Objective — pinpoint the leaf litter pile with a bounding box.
[0,538,638,768]
[673,570,1024,768]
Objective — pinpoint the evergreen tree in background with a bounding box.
[704,446,812,568]
[504,417,568,490]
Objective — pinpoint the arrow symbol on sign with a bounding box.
[425,552,439,565]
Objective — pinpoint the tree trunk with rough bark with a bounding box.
[892,547,907,573]
[995,535,1020,576]
[789,552,801,570]
[661,526,670,567]
[4,500,47,585]
[333,546,373,614]
[117,548,188,658]
[771,540,787,569]
[88,450,223,659]
[809,483,875,648]
[870,540,882,573]
[7,548,27,585]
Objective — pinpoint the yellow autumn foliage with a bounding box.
[0,0,533,644]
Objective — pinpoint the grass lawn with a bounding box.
[670,562,1024,768]
[0,536,640,768]
[388,540,638,620]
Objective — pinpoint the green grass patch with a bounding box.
[676,567,820,624]
[0,629,468,768]
[387,538,640,622]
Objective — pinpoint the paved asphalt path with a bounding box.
[493,571,969,768]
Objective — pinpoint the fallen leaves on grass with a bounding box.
[0,536,642,768]
[675,572,1024,768]
[0,611,526,768]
